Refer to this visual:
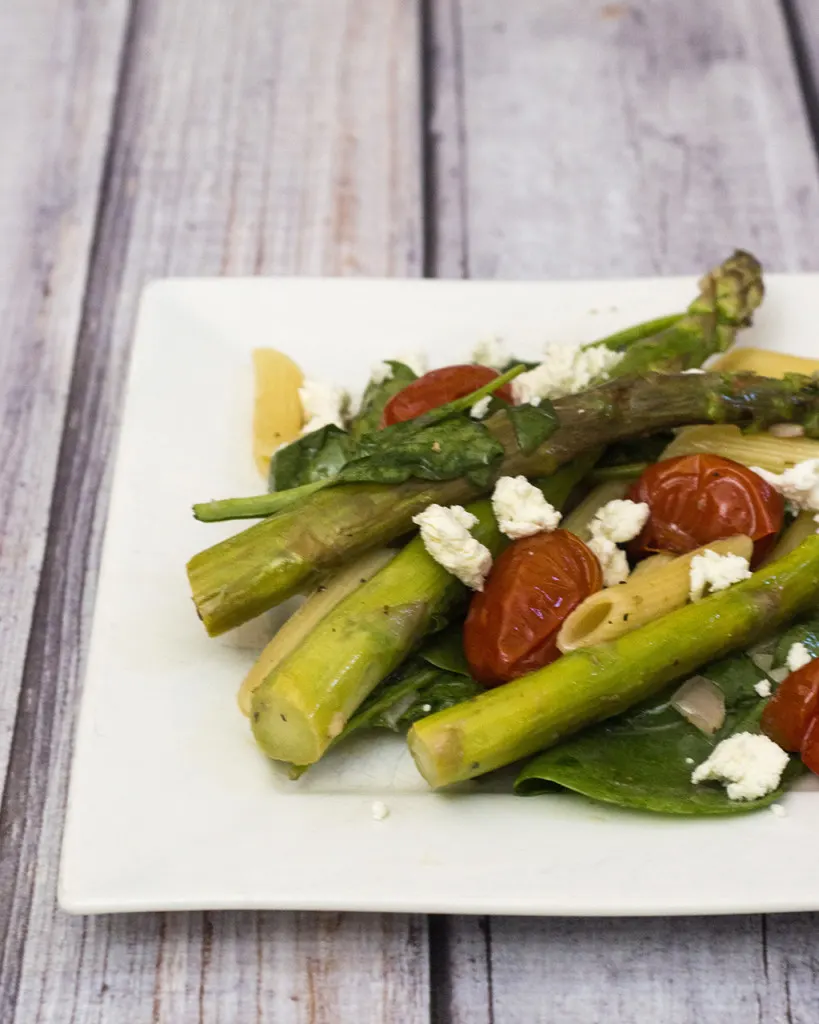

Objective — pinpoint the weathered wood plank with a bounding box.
[0,0,130,810]
[430,0,819,279]
[1,1,427,1022]
[428,1,819,1021]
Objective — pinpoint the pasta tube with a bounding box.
[765,511,818,565]
[557,536,753,652]
[711,347,819,378]
[662,424,819,473]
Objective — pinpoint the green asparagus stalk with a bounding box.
[408,536,819,789]
[250,501,502,765]
[249,461,593,765]
[188,252,769,635]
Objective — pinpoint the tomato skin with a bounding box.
[627,454,784,565]
[761,658,819,752]
[381,365,514,427]
[463,529,603,687]
[801,715,819,775]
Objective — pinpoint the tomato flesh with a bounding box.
[801,715,819,775]
[627,453,784,565]
[381,365,514,427]
[464,529,603,687]
[761,658,819,752]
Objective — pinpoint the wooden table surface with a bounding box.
[2,1,819,1020]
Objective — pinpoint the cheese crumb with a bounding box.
[691,732,789,801]
[470,395,492,420]
[682,367,706,374]
[589,499,649,544]
[510,343,624,406]
[491,476,562,540]
[421,703,432,713]
[299,379,348,434]
[768,423,805,439]
[472,336,507,370]
[689,549,751,602]
[412,504,493,590]
[370,361,393,385]
[371,800,390,821]
[786,641,812,673]
[684,757,695,765]
[770,803,787,818]
[751,459,819,513]
[754,679,772,698]
[584,498,648,586]
[587,535,630,587]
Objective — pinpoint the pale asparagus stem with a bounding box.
[408,536,819,789]
[250,501,502,765]
[765,510,818,565]
[237,548,396,716]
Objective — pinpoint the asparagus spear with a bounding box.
[408,536,819,788]
[250,500,501,765]
[188,252,768,635]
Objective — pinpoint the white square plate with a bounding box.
[61,273,819,916]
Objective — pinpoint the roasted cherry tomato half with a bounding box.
[463,529,603,687]
[627,453,784,565]
[381,365,514,427]
[761,657,819,752]
[801,714,819,775]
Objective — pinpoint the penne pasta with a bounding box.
[628,552,675,579]
[711,346,819,378]
[662,424,819,474]
[562,480,628,541]
[557,535,753,653]
[252,348,305,477]
[764,510,818,565]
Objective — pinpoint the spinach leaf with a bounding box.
[515,653,804,815]
[419,625,471,676]
[506,401,559,455]
[349,361,417,439]
[772,616,819,668]
[339,417,505,487]
[269,425,357,491]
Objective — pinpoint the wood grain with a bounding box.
[0,1,427,1022]
[429,0,819,279]
[428,2,819,1022]
[0,0,130,805]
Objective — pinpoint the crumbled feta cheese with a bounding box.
[587,534,630,587]
[299,379,348,434]
[397,350,429,377]
[691,732,788,801]
[688,549,751,602]
[491,476,562,540]
[371,800,390,821]
[681,367,706,374]
[421,703,432,713]
[470,395,492,420]
[472,336,507,370]
[786,641,812,673]
[412,504,493,590]
[510,343,624,406]
[370,361,393,385]
[751,459,819,513]
[589,499,649,545]
[768,423,805,439]
[770,803,787,818]
[754,679,772,698]
[684,757,695,765]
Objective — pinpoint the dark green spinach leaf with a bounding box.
[506,400,559,455]
[349,361,417,438]
[419,625,471,676]
[269,425,358,491]
[515,653,804,815]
